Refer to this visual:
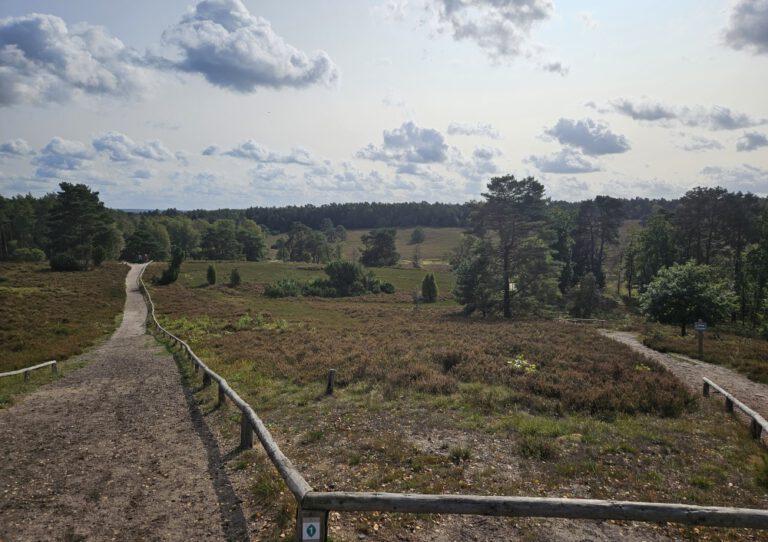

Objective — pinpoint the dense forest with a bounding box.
[1,181,766,335]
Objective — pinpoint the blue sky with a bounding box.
[0,0,766,208]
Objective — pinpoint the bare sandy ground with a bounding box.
[0,264,247,542]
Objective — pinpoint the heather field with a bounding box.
[0,262,128,407]
[146,260,768,541]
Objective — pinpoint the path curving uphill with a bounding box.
[0,264,246,541]
[601,330,768,421]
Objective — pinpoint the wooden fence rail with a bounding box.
[0,360,57,381]
[137,264,768,540]
[702,377,767,440]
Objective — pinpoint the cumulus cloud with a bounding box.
[736,131,768,151]
[372,0,409,21]
[725,0,768,55]
[525,148,601,174]
[0,138,34,157]
[541,61,569,76]
[357,121,448,165]
[677,133,724,152]
[424,0,555,62]
[162,0,339,92]
[609,98,766,130]
[0,13,148,106]
[545,118,630,156]
[451,146,501,183]
[92,132,174,162]
[214,139,317,165]
[546,176,589,200]
[131,169,153,180]
[447,122,501,139]
[701,164,768,194]
[32,137,95,177]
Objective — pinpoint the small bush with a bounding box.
[11,248,46,262]
[421,273,438,302]
[449,445,471,464]
[380,282,395,294]
[265,278,303,298]
[207,265,216,285]
[518,434,558,460]
[50,253,82,271]
[229,267,241,287]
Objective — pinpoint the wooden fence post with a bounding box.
[203,372,212,387]
[23,370,29,382]
[725,397,734,412]
[51,361,58,376]
[326,369,336,396]
[752,419,763,440]
[240,413,253,450]
[296,508,328,542]
[218,382,226,406]
[703,381,710,397]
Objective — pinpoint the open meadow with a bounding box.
[146,260,768,541]
[0,262,128,407]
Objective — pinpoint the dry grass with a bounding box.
[0,262,127,406]
[147,260,768,541]
[642,324,768,384]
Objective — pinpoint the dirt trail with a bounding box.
[0,264,247,541]
[601,330,768,420]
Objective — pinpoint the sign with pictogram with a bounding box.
[302,517,321,541]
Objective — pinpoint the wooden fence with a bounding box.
[137,265,768,540]
[0,360,57,381]
[703,377,767,441]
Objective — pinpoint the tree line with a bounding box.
[451,176,768,335]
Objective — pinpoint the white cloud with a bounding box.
[0,139,34,157]
[725,0,768,55]
[545,176,589,200]
[162,0,339,92]
[0,13,149,106]
[447,122,501,139]
[217,139,317,165]
[32,137,95,178]
[609,98,767,130]
[92,131,174,162]
[131,169,153,180]
[545,118,630,156]
[736,131,768,152]
[357,121,448,165]
[541,61,569,76]
[424,0,555,61]
[677,133,724,152]
[525,148,601,174]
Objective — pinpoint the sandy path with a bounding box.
[0,264,247,541]
[601,330,768,421]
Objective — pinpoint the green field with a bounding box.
[266,226,465,266]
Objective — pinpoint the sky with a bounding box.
[0,0,766,209]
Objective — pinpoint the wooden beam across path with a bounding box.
[303,492,768,529]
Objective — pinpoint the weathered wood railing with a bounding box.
[703,377,767,441]
[137,264,768,539]
[0,360,57,381]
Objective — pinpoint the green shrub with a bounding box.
[11,248,46,262]
[302,279,337,297]
[381,282,395,294]
[264,278,303,297]
[206,264,216,285]
[421,273,438,302]
[229,267,241,287]
[156,246,184,285]
[50,253,82,271]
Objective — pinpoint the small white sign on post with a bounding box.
[302,518,321,541]
[695,321,707,332]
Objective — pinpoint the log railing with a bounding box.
[703,377,767,441]
[137,264,768,540]
[0,360,57,381]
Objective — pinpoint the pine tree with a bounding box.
[207,264,217,285]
